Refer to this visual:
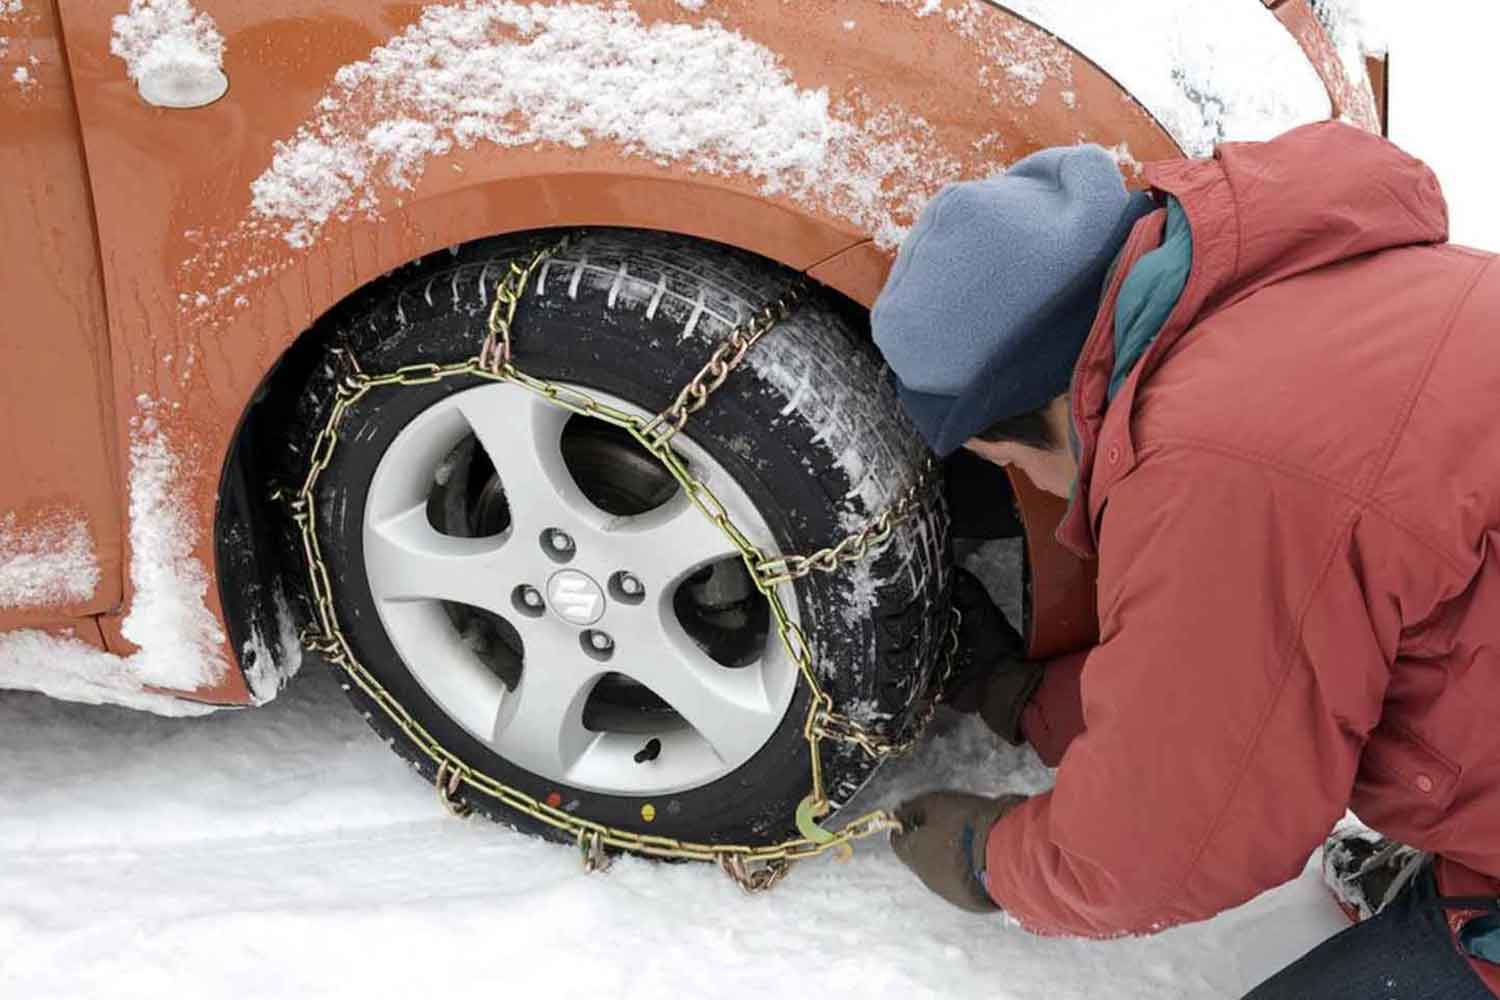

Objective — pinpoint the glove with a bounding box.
[942,568,1045,744]
[890,790,1026,912]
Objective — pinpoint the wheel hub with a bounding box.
[546,569,606,626]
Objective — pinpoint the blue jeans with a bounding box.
[1244,864,1496,999]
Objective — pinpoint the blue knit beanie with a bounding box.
[872,145,1152,456]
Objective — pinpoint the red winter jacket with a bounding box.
[983,122,1500,993]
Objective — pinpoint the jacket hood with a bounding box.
[1057,122,1450,561]
[1148,121,1449,325]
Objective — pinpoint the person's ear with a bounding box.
[964,437,1013,467]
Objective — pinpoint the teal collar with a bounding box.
[1108,196,1193,402]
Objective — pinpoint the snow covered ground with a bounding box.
[4,3,1498,999]
[0,661,1351,999]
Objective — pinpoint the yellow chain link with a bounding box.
[638,283,806,449]
[290,241,953,891]
[753,473,934,588]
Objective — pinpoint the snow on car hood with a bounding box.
[1311,0,1390,94]
[981,0,1334,155]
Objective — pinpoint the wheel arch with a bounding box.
[210,181,870,703]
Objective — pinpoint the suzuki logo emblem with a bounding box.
[546,570,606,626]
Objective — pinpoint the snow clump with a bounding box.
[117,401,229,692]
[0,512,99,608]
[110,0,225,107]
[0,631,219,716]
[248,1,958,250]
[241,587,303,705]
[0,1,24,61]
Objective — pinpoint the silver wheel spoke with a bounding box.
[364,502,511,611]
[613,612,781,764]
[364,402,470,524]
[604,493,746,593]
[455,386,589,534]
[491,629,602,779]
[378,601,509,739]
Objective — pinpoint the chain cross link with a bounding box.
[754,470,934,587]
[479,236,574,374]
[638,283,806,448]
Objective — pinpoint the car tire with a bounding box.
[289,229,950,847]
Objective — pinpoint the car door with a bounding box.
[0,0,123,633]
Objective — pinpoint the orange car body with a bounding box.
[0,0,1381,707]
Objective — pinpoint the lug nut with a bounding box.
[514,584,545,616]
[547,529,574,553]
[611,571,645,604]
[580,629,615,661]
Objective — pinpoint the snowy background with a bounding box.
[1379,0,1499,248]
[3,2,1498,998]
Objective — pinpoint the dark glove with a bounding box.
[942,568,1045,745]
[890,790,1025,912]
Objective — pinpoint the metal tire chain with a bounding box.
[290,237,957,890]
